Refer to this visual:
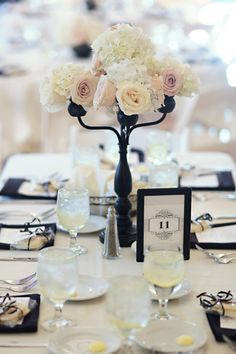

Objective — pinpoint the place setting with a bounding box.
[0,271,40,336]
[0,203,57,251]
[0,172,67,200]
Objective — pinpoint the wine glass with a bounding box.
[57,186,90,255]
[106,275,151,353]
[37,247,78,332]
[143,244,184,320]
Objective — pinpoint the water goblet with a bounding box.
[57,186,90,255]
[106,275,151,353]
[37,247,78,332]
[144,244,184,320]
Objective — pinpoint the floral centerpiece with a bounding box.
[40,23,199,247]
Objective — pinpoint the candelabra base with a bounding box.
[99,225,136,247]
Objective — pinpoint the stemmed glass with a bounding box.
[37,247,78,332]
[57,186,90,255]
[143,244,184,320]
[106,275,151,353]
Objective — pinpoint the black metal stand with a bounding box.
[68,95,175,247]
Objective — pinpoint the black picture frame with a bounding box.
[136,187,192,262]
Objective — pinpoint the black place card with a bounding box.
[136,187,192,262]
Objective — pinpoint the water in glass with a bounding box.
[57,187,90,254]
[38,247,78,332]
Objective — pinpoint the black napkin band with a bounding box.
[206,312,236,342]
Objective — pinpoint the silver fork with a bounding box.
[0,272,36,286]
[0,279,37,293]
[195,245,236,260]
[32,207,56,221]
[215,257,236,264]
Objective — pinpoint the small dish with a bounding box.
[70,275,109,301]
[169,279,192,300]
[58,215,106,234]
[48,327,122,354]
[79,215,107,234]
[149,279,192,301]
[133,319,207,353]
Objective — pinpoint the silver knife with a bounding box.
[0,257,38,262]
[0,342,47,348]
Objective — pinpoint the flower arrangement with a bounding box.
[40,23,199,114]
[40,23,199,247]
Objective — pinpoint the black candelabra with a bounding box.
[68,95,175,247]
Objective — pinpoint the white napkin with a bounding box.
[181,174,219,188]
[196,225,236,243]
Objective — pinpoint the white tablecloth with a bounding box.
[0,152,236,353]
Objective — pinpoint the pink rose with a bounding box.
[93,77,116,110]
[91,55,106,77]
[162,69,183,96]
[71,73,98,107]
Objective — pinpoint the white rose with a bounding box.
[116,81,151,116]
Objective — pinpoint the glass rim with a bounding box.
[58,186,89,196]
[38,246,78,262]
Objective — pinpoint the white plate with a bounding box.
[133,319,207,353]
[150,279,192,301]
[58,215,106,234]
[48,327,122,354]
[80,215,106,234]
[169,279,192,300]
[70,275,109,301]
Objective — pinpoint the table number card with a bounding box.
[136,188,192,262]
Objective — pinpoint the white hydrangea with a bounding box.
[179,64,200,97]
[106,59,149,86]
[40,75,66,113]
[52,63,85,97]
[92,24,155,72]
[157,57,185,76]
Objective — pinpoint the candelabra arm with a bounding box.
[129,112,167,135]
[77,116,122,144]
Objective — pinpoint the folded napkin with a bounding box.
[206,312,236,342]
[0,223,56,251]
[0,178,57,200]
[180,171,235,191]
[0,294,40,333]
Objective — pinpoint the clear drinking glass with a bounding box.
[37,247,78,332]
[106,275,150,353]
[144,244,184,320]
[149,162,179,188]
[57,187,90,255]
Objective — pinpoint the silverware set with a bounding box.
[0,272,37,293]
[195,245,236,264]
